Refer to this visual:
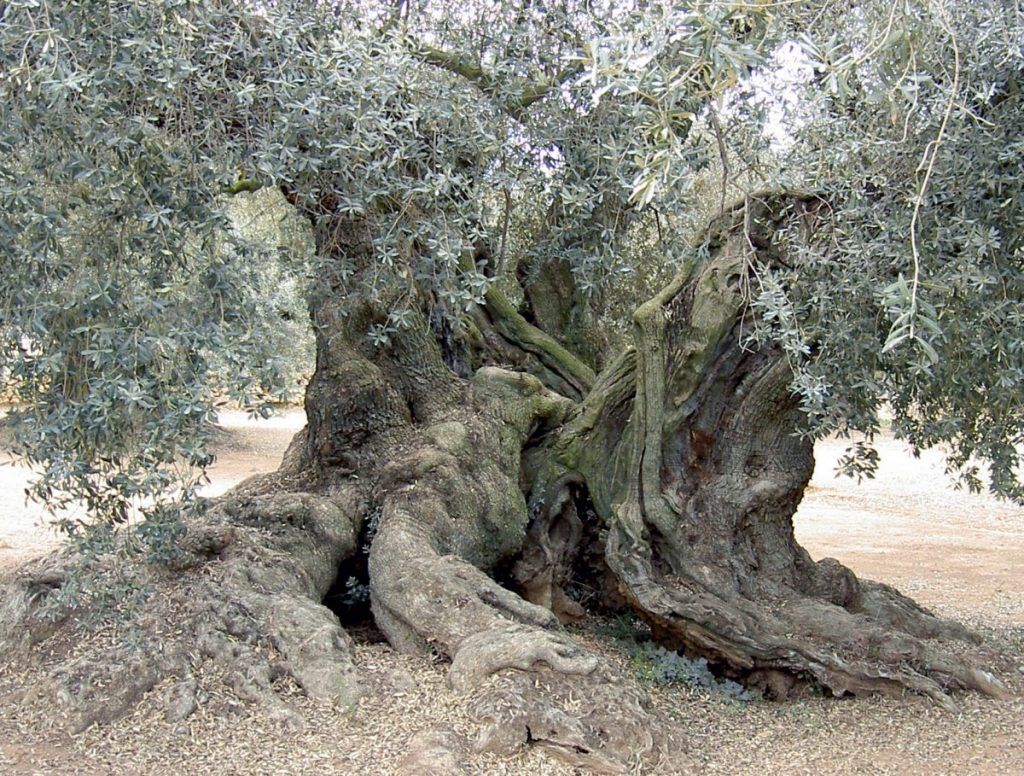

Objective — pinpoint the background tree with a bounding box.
[1,0,1020,769]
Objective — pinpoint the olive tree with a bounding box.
[1,0,1020,768]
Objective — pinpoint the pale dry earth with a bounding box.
[1,412,1021,775]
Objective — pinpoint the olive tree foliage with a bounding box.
[0,0,463,553]
[750,0,1024,496]
[0,0,1022,559]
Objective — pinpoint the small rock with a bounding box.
[163,677,198,723]
[384,668,418,694]
[396,728,467,776]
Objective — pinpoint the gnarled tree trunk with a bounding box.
[0,193,1008,772]
[543,196,1007,709]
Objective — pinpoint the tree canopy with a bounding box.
[1,0,1022,545]
[2,2,1021,747]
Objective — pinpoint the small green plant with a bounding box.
[339,576,370,607]
[632,642,757,701]
[361,505,383,554]
[593,613,759,701]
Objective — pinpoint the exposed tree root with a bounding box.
[607,535,1009,711]
[369,503,671,771]
[461,626,675,774]
[364,368,672,771]
[1,486,366,731]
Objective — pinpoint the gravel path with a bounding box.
[1,414,1021,775]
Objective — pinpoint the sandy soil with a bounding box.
[796,437,1023,630]
[1,413,1021,775]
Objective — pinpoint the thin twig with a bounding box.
[907,0,960,339]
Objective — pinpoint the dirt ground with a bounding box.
[1,412,1021,775]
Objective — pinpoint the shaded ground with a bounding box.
[1,413,1021,775]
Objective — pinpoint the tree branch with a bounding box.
[481,285,596,396]
[408,39,583,120]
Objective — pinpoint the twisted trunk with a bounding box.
[546,197,1005,707]
[0,194,1009,771]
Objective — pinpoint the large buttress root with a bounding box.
[1,485,366,730]
[370,507,666,771]
[366,368,672,771]
[556,195,1010,707]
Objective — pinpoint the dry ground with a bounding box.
[0,412,1021,775]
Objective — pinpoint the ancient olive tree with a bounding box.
[1,0,1021,768]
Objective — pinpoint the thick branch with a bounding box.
[480,286,595,395]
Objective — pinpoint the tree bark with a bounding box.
[0,193,1009,770]
[535,194,1009,707]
